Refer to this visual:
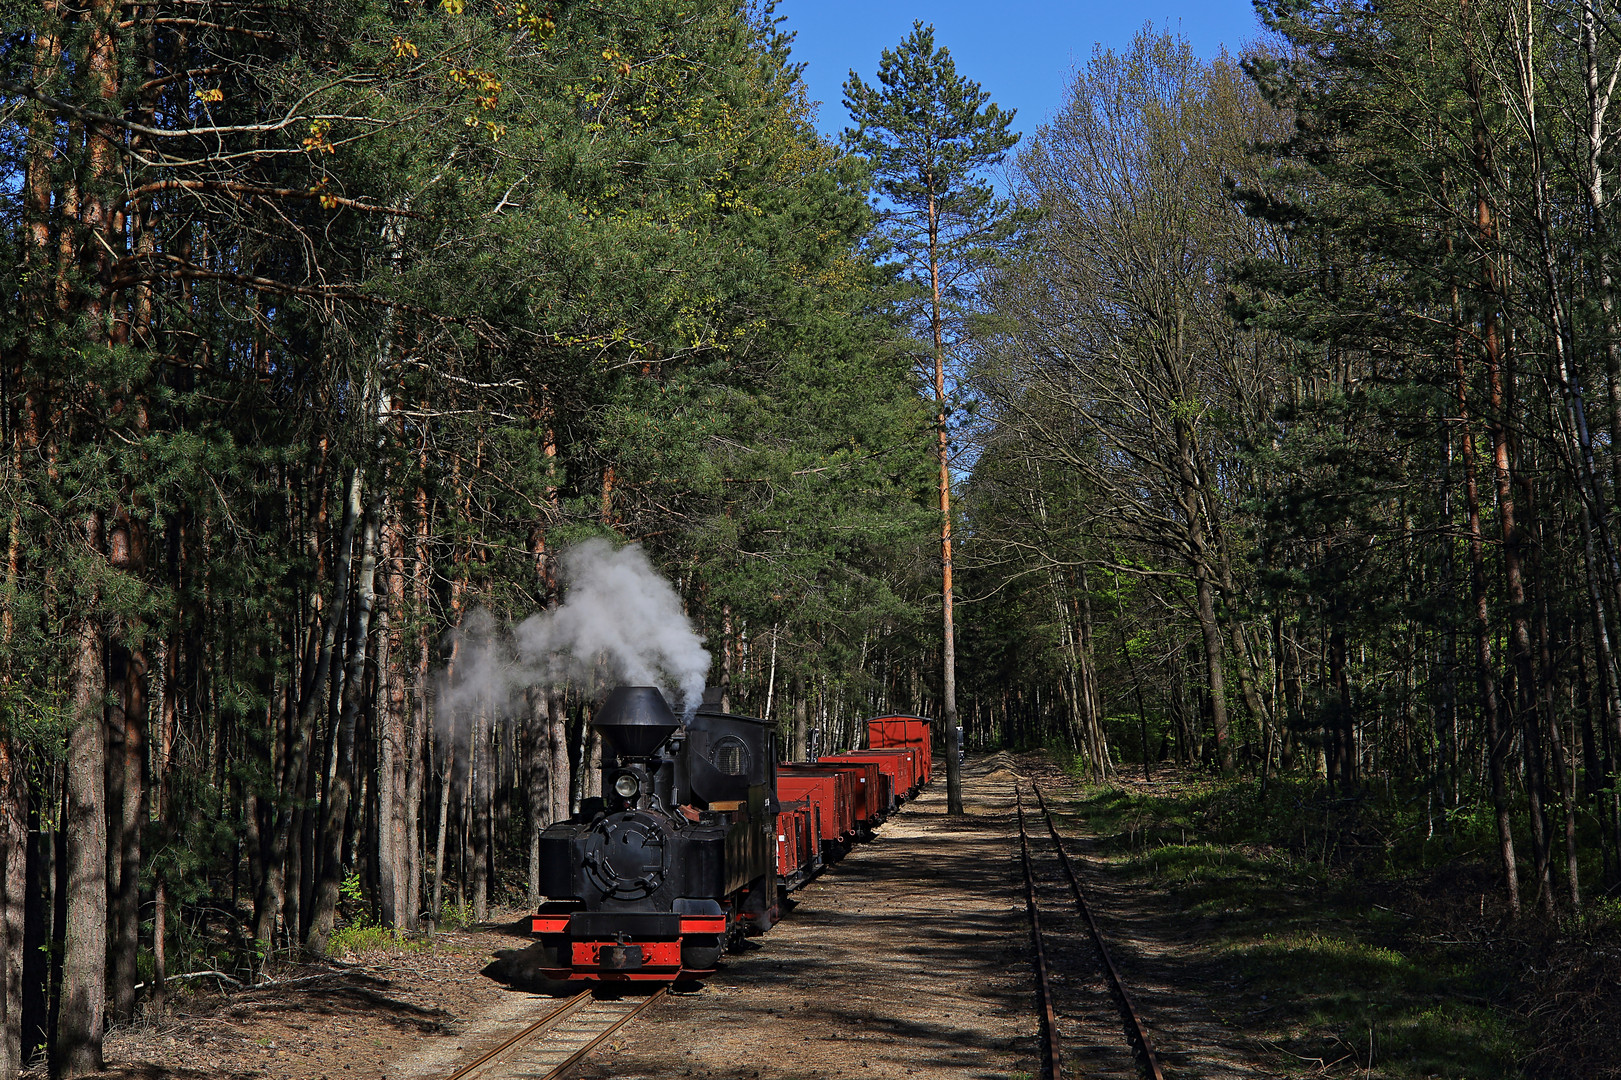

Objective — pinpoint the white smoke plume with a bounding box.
[434,539,712,756]
[512,538,711,715]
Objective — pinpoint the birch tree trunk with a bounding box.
[526,690,549,908]
[431,735,453,929]
[548,693,569,826]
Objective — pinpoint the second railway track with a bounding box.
[1018,781,1166,1080]
[444,987,667,1080]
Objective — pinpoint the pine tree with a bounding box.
[844,21,1020,814]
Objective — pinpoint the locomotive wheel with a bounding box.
[680,933,723,970]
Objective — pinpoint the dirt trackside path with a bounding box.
[562,754,1040,1080]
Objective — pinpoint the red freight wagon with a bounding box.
[819,751,911,810]
[805,760,884,825]
[870,747,920,797]
[848,747,919,799]
[794,798,822,874]
[893,747,923,795]
[868,715,933,785]
[775,801,817,890]
[778,767,858,844]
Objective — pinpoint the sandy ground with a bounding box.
[74,924,532,1080]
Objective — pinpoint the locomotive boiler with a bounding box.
[530,685,779,981]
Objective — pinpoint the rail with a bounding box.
[443,986,667,1080]
[1018,781,1166,1080]
[1016,785,1065,1080]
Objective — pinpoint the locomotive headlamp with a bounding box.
[613,773,640,799]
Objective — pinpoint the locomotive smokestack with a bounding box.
[594,685,679,760]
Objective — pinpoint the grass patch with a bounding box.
[326,922,423,958]
[1050,773,1528,1079]
[434,901,475,931]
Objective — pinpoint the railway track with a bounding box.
[1017,782,1166,1080]
[443,986,666,1080]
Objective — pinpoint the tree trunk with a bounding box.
[431,736,453,929]
[584,726,601,801]
[47,796,65,1061]
[151,629,177,1013]
[548,693,569,826]
[792,675,808,762]
[1176,413,1234,773]
[1193,567,1233,772]
[471,708,489,924]
[0,736,26,1080]
[1453,319,1521,917]
[257,586,320,950]
[1073,569,1110,779]
[379,499,408,929]
[406,482,431,931]
[1461,0,1523,918]
[568,708,588,816]
[59,600,107,1076]
[1479,196,1546,914]
[527,691,549,908]
[292,466,355,943]
[1328,622,1355,789]
[102,651,125,1006]
[111,647,145,1021]
[376,610,397,930]
[308,478,382,953]
[926,187,964,816]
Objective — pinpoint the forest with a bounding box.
[4,0,1621,1076]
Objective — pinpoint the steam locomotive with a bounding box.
[526,684,930,982]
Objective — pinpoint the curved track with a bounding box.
[444,987,667,1080]
[1018,782,1166,1080]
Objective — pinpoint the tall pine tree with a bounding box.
[844,22,1020,814]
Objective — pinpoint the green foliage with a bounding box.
[2,0,945,978]
[340,871,365,908]
[842,19,1027,378]
[327,923,414,958]
[842,20,1020,232]
[0,684,70,763]
[434,901,474,932]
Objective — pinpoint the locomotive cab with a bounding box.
[682,691,780,934]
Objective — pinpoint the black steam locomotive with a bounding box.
[529,685,779,981]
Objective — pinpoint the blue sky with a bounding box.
[777,1,1266,145]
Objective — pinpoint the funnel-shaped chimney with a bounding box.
[594,686,679,760]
